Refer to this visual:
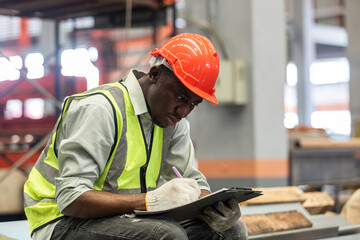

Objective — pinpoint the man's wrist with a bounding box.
[199,189,211,198]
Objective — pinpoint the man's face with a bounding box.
[147,66,203,128]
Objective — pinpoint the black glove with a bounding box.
[198,198,241,232]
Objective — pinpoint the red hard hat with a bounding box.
[150,33,219,104]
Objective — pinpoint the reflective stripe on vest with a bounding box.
[24,81,165,233]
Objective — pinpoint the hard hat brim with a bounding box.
[176,75,218,105]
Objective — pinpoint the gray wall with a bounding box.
[184,0,256,159]
[347,0,360,137]
[180,0,288,187]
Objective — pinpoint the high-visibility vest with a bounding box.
[24,81,172,234]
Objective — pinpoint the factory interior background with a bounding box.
[1,0,360,239]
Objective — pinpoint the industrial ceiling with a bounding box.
[0,0,173,20]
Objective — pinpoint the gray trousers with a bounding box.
[50,215,248,240]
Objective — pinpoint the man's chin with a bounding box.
[153,117,177,128]
[152,119,168,128]
[159,122,173,128]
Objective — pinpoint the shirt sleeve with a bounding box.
[160,119,211,191]
[55,94,116,212]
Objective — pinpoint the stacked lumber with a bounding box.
[242,211,313,236]
[240,186,336,236]
[242,186,335,214]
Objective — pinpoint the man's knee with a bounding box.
[153,218,188,240]
[237,218,248,239]
[223,218,248,240]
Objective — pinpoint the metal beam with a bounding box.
[54,20,62,117]
[292,0,315,126]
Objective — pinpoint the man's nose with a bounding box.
[176,104,192,118]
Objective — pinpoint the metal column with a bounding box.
[54,20,62,117]
[292,0,315,126]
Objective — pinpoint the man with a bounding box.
[24,33,248,240]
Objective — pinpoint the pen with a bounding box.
[172,166,183,178]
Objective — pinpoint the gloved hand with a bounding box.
[198,198,241,232]
[146,178,200,211]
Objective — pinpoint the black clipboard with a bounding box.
[134,187,262,222]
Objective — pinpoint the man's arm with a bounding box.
[64,177,203,217]
[55,95,126,218]
[62,190,146,218]
[63,179,203,218]
[57,98,146,218]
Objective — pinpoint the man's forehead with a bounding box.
[160,65,203,102]
[176,78,203,102]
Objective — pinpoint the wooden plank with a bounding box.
[302,192,335,215]
[297,137,360,149]
[242,211,313,236]
[242,186,306,205]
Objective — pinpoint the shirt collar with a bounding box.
[122,69,149,116]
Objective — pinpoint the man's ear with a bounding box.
[148,66,161,83]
